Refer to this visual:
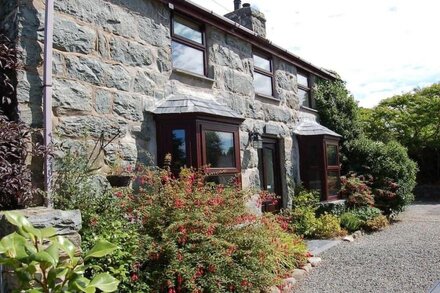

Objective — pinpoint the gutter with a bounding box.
[43,0,54,205]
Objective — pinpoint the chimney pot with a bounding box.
[234,0,241,10]
[242,3,251,8]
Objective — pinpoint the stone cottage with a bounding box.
[1,0,342,210]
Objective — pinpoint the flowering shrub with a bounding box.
[119,167,307,292]
[314,213,345,239]
[339,174,375,208]
[364,215,389,232]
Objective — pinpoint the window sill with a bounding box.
[255,93,280,104]
[171,68,215,84]
[300,105,318,113]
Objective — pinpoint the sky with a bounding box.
[190,0,440,108]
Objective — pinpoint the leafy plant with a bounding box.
[340,212,363,232]
[350,206,382,222]
[314,213,345,239]
[339,174,374,208]
[0,32,18,121]
[364,215,389,232]
[118,167,307,292]
[0,118,34,210]
[0,212,119,293]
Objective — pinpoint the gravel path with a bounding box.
[296,202,440,293]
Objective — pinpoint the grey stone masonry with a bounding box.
[224,4,267,38]
[3,0,322,207]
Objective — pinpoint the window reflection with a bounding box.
[298,88,310,107]
[297,73,309,87]
[173,16,203,44]
[254,54,271,71]
[326,145,338,166]
[327,171,340,196]
[172,41,204,75]
[171,129,186,171]
[205,131,235,168]
[254,72,273,96]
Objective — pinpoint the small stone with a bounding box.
[291,268,307,280]
[308,257,322,267]
[352,230,363,239]
[266,286,281,293]
[281,278,297,293]
[343,235,355,242]
[302,263,313,273]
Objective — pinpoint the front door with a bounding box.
[258,138,282,212]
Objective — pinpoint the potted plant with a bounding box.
[106,160,133,187]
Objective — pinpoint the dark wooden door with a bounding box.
[258,138,282,212]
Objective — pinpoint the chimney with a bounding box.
[234,0,241,11]
[225,2,267,38]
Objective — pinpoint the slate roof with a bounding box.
[152,94,243,119]
[294,120,342,137]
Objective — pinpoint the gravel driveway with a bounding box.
[296,202,440,293]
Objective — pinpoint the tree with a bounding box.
[315,78,362,172]
[360,83,440,183]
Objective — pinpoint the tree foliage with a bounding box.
[360,83,440,183]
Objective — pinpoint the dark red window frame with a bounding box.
[171,13,208,76]
[253,50,275,98]
[155,114,242,181]
[298,135,341,201]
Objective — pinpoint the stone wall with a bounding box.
[6,0,319,206]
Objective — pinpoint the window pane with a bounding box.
[253,54,271,71]
[309,168,322,195]
[171,129,186,171]
[254,72,273,96]
[172,41,204,75]
[327,171,340,196]
[326,145,338,166]
[263,148,275,193]
[205,131,235,168]
[206,174,236,186]
[173,16,202,44]
[298,72,309,87]
[298,88,310,107]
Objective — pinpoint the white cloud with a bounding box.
[190,0,440,107]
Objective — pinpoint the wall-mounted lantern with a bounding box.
[249,132,263,149]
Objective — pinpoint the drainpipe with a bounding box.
[43,0,54,206]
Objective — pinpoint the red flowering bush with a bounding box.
[339,174,375,208]
[373,178,400,215]
[118,167,307,292]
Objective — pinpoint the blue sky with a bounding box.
[190,0,440,107]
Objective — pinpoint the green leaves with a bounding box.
[0,212,119,292]
[84,239,118,261]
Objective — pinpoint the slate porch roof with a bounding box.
[294,120,342,137]
[152,94,243,119]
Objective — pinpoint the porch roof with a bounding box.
[294,120,342,138]
[152,94,243,119]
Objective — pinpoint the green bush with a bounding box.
[53,147,151,292]
[350,206,382,222]
[314,213,345,239]
[121,167,307,292]
[346,137,418,214]
[340,212,363,232]
[0,212,119,292]
[364,215,389,232]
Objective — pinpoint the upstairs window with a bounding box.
[253,52,274,97]
[171,15,206,76]
[298,71,312,108]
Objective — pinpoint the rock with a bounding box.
[223,68,253,96]
[353,230,363,239]
[343,235,355,242]
[266,286,281,293]
[109,37,154,66]
[57,116,128,139]
[302,263,313,273]
[53,17,96,54]
[308,256,322,267]
[106,64,132,91]
[133,70,156,95]
[113,92,143,121]
[138,17,170,47]
[291,268,307,281]
[95,89,113,114]
[53,79,93,113]
[281,278,297,293]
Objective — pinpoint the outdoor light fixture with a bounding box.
[250,132,263,149]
